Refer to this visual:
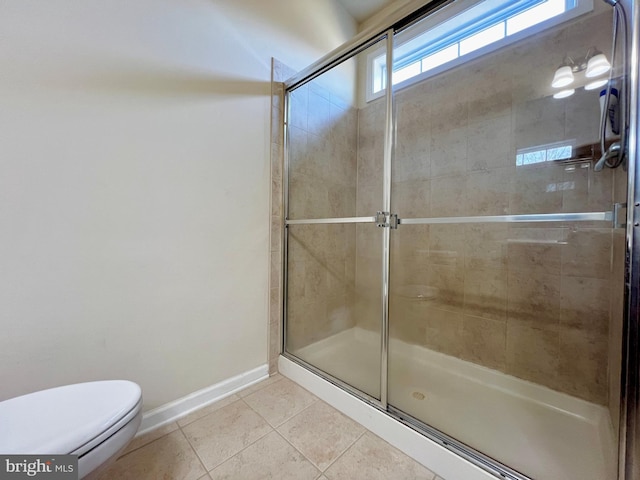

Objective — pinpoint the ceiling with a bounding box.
[336,0,398,23]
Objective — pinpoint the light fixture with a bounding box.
[585,51,611,77]
[585,78,609,91]
[553,89,575,99]
[550,48,611,95]
[551,65,575,88]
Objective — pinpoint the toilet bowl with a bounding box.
[0,380,142,479]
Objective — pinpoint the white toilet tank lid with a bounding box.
[0,380,142,455]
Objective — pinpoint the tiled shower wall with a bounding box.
[271,6,627,409]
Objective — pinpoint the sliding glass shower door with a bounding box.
[386,3,625,479]
[284,37,390,400]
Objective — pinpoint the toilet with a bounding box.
[0,381,142,479]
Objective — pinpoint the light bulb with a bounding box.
[553,89,575,99]
[551,65,574,88]
[585,79,609,91]
[586,53,611,78]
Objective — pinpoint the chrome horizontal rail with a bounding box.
[286,216,377,226]
[399,211,614,225]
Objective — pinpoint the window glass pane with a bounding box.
[459,23,506,56]
[421,44,459,72]
[393,61,422,85]
[507,0,566,35]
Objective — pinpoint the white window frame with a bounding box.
[365,0,594,102]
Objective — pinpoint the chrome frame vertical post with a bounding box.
[380,29,395,409]
[623,1,640,478]
[282,88,291,356]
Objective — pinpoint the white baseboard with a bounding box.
[278,355,494,480]
[137,364,269,436]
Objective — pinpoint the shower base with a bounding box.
[291,327,616,480]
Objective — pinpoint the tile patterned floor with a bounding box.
[97,375,446,480]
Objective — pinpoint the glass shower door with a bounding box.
[386,4,624,480]
[284,37,390,401]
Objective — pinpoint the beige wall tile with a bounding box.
[277,401,365,471]
[465,51,513,123]
[462,315,507,371]
[389,297,428,344]
[430,174,466,217]
[209,431,320,480]
[427,265,464,313]
[181,400,271,470]
[423,307,464,357]
[561,228,612,279]
[430,70,469,135]
[510,163,565,214]
[513,96,565,151]
[467,114,512,172]
[560,276,610,335]
[429,224,465,268]
[289,85,308,131]
[507,270,560,327]
[507,227,565,275]
[395,109,431,183]
[356,183,383,216]
[506,323,559,387]
[430,126,467,178]
[465,168,511,216]
[463,267,507,321]
[307,90,331,136]
[563,162,607,217]
[558,328,608,404]
[464,224,508,270]
[392,179,431,218]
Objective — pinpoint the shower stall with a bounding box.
[278,0,639,478]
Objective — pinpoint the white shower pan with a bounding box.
[285,327,617,480]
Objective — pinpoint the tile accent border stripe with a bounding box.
[278,356,494,480]
[138,364,269,435]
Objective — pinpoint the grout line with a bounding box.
[177,423,210,476]
[205,424,276,474]
[272,395,320,429]
[320,429,368,474]
[238,373,285,399]
[178,399,274,474]
[271,429,322,477]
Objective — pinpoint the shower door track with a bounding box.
[280,351,532,480]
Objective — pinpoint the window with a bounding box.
[516,141,573,166]
[367,0,593,101]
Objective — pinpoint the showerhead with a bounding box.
[602,0,617,6]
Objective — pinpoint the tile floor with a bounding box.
[97,374,446,480]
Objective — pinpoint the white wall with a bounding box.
[0,0,355,410]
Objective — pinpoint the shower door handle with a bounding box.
[375,212,398,229]
[614,202,627,229]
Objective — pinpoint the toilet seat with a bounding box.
[0,381,142,456]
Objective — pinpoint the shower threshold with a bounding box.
[288,327,616,480]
